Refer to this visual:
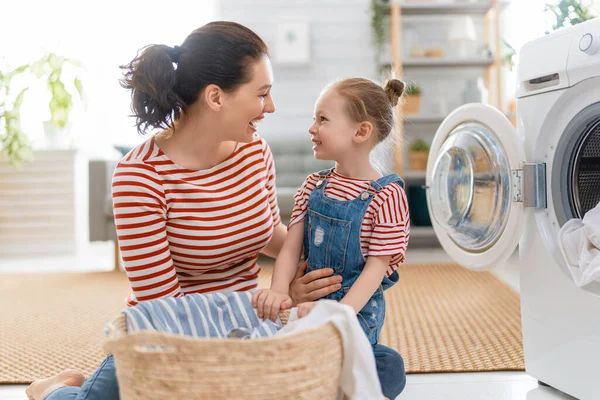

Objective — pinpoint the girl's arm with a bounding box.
[270,222,305,293]
[261,222,287,259]
[340,255,391,313]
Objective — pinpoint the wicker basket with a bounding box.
[104,312,343,399]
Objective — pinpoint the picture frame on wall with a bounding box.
[274,19,310,65]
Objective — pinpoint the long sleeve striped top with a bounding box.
[111,134,281,306]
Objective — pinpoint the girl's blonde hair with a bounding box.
[329,78,405,143]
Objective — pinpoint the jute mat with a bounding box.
[0,263,523,384]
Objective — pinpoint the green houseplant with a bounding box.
[0,62,32,166]
[0,53,82,167]
[370,0,388,68]
[545,0,597,32]
[408,138,429,171]
[403,84,421,115]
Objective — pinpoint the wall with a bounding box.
[218,0,378,141]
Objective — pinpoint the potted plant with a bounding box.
[370,0,388,67]
[545,0,597,33]
[408,138,429,171]
[0,53,82,166]
[403,84,421,115]
[0,62,32,166]
[32,53,83,147]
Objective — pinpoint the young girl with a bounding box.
[252,77,409,398]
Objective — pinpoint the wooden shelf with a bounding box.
[403,170,427,181]
[395,1,509,15]
[410,226,436,239]
[404,115,445,124]
[405,112,514,124]
[383,57,494,68]
[387,0,505,223]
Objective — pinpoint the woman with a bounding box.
[26,21,369,400]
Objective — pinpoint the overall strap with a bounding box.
[369,173,405,192]
[314,167,335,190]
[316,167,335,177]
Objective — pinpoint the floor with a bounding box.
[0,244,578,400]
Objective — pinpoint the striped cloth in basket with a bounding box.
[109,292,282,339]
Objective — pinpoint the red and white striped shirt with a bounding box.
[112,134,281,306]
[289,171,410,276]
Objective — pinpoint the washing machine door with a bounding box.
[426,103,526,271]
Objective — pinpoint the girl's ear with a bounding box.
[204,84,224,111]
[354,121,374,144]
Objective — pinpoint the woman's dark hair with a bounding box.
[120,21,269,134]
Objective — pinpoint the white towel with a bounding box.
[276,300,384,400]
[558,201,600,287]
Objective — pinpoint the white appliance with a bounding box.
[426,18,600,400]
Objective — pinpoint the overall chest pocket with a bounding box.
[307,209,351,273]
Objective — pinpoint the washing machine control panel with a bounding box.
[579,33,600,55]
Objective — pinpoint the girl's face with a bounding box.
[308,89,358,161]
[221,55,276,142]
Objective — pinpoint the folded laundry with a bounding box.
[119,291,281,338]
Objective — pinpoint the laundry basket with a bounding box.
[103,312,343,399]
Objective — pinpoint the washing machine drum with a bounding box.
[555,103,600,223]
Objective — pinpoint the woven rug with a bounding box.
[0,263,524,384]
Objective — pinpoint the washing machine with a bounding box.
[425,18,600,400]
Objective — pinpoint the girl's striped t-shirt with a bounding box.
[289,171,410,276]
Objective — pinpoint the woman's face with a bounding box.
[222,55,275,142]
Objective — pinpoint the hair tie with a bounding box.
[168,45,182,63]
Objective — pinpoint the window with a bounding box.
[1,0,216,154]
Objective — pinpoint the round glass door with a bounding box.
[427,103,524,271]
[430,122,512,253]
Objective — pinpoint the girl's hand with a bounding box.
[289,261,342,305]
[297,301,320,318]
[252,289,293,322]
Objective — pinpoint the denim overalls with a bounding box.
[303,168,404,345]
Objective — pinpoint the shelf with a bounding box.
[410,226,436,239]
[403,170,427,181]
[390,1,509,15]
[404,115,445,124]
[384,57,494,68]
[404,112,515,123]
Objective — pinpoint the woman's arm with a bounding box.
[289,263,343,305]
[270,222,304,293]
[112,160,182,306]
[340,255,391,313]
[261,222,287,259]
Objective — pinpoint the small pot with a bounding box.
[409,151,428,171]
[403,95,421,115]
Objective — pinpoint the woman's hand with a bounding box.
[297,301,320,318]
[252,289,293,322]
[289,261,342,306]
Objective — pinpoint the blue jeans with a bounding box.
[46,355,119,400]
[374,344,407,399]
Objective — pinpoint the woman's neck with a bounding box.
[155,111,238,171]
